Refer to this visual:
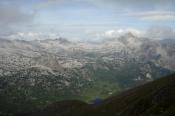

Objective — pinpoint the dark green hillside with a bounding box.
[90,73,175,116]
[28,73,175,116]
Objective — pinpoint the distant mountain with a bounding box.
[26,73,175,116]
[0,32,174,115]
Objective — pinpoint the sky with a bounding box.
[0,0,175,40]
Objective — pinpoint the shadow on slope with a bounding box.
[21,73,175,116]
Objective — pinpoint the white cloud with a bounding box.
[2,32,60,40]
[104,30,123,38]
[141,15,175,21]
[94,28,144,39]
[91,26,175,40]
[125,28,143,36]
[2,26,175,41]
[127,11,175,21]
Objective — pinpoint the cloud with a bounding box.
[0,2,35,35]
[94,28,143,39]
[142,15,175,21]
[0,6,31,25]
[146,26,175,39]
[80,0,175,11]
[92,26,175,40]
[36,0,175,10]
[127,11,175,21]
[0,0,175,41]
[2,26,175,41]
[36,0,66,9]
[2,32,60,40]
[36,0,175,22]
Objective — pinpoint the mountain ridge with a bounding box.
[0,33,174,115]
[26,73,175,116]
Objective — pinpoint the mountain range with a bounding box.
[0,32,174,115]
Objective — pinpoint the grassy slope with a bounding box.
[88,73,175,116]
[29,73,175,116]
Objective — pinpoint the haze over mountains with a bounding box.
[0,31,174,115]
[0,0,175,115]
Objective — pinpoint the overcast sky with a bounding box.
[0,0,175,40]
